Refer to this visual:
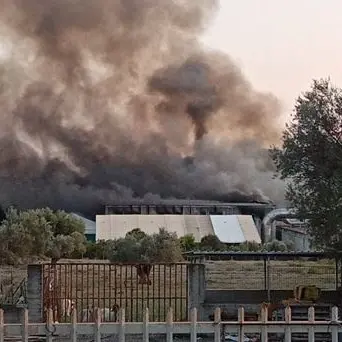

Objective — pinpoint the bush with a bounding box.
[126,228,147,241]
[263,240,289,252]
[179,234,197,252]
[227,241,262,252]
[84,240,115,259]
[199,235,225,251]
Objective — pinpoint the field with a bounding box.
[206,259,337,290]
[43,260,188,322]
[0,258,337,321]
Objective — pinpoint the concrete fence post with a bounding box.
[187,263,206,320]
[26,265,43,323]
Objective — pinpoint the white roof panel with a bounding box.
[209,215,261,244]
[210,215,245,243]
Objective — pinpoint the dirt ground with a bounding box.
[42,260,188,321]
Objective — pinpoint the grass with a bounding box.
[205,259,336,290]
[0,258,337,321]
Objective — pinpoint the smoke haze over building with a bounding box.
[0,0,285,216]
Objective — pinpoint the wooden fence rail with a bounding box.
[0,306,341,342]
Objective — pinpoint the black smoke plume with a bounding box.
[0,0,285,217]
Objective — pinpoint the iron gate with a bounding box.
[42,263,188,323]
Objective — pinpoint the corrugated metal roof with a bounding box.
[95,215,214,242]
[71,213,96,235]
[210,215,261,244]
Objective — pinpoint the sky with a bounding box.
[1,0,341,124]
[202,0,342,122]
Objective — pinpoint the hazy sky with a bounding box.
[202,0,342,121]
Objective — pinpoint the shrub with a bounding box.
[199,235,225,251]
[125,228,147,241]
[227,241,262,252]
[84,240,115,259]
[263,239,289,252]
[179,234,197,252]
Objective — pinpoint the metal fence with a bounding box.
[1,306,341,342]
[187,252,340,291]
[0,265,27,305]
[42,263,188,323]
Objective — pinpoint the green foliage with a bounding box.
[107,228,184,263]
[47,231,86,262]
[199,234,225,251]
[109,235,145,263]
[84,240,115,259]
[262,240,290,252]
[179,234,197,252]
[271,79,342,253]
[0,207,86,264]
[244,241,262,252]
[143,228,184,262]
[228,241,262,252]
[125,228,147,241]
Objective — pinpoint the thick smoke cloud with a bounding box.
[0,0,285,217]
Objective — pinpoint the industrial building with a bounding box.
[72,201,312,251]
[94,200,275,244]
[275,218,312,251]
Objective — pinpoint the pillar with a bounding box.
[26,264,43,323]
[187,263,206,320]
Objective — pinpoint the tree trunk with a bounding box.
[135,264,152,285]
[51,257,59,264]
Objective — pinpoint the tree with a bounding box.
[107,228,184,284]
[108,228,183,264]
[39,208,86,263]
[141,228,184,263]
[0,207,87,264]
[109,235,146,263]
[271,79,342,252]
[0,208,53,263]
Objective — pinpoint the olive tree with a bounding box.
[0,207,86,264]
[107,228,183,284]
